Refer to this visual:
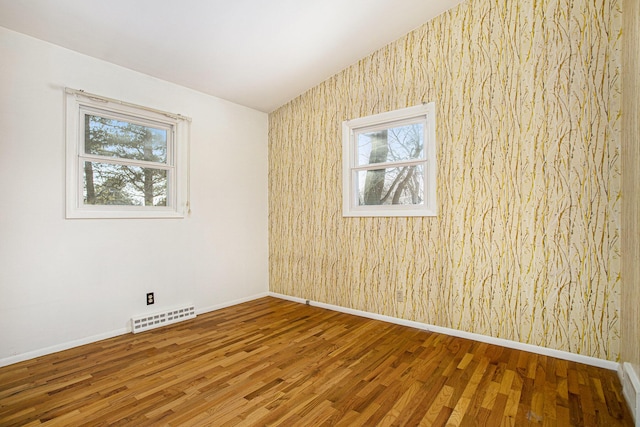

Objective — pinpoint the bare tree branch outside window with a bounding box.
[358,123,424,206]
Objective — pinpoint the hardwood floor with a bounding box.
[0,297,633,426]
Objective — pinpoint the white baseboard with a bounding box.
[619,362,640,425]
[0,291,621,376]
[0,328,128,368]
[269,292,619,371]
[0,292,270,369]
[197,292,269,315]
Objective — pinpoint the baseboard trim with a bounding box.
[269,292,619,371]
[197,292,270,316]
[0,292,270,369]
[1,292,619,374]
[0,328,128,368]
[618,362,640,425]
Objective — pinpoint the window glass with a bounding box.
[65,88,190,219]
[356,122,424,166]
[83,162,168,206]
[342,103,436,217]
[355,165,424,206]
[84,113,168,163]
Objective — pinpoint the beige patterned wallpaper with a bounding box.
[621,0,640,371]
[269,0,622,360]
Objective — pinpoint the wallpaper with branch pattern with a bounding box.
[269,0,622,360]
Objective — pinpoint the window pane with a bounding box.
[83,162,167,206]
[84,114,168,163]
[357,123,424,166]
[356,165,424,206]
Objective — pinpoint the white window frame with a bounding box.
[342,103,437,217]
[65,88,190,219]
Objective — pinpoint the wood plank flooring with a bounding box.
[0,297,633,426]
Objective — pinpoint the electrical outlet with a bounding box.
[396,290,404,302]
[147,292,154,305]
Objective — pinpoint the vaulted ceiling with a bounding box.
[0,0,462,112]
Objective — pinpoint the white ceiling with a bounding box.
[0,0,462,112]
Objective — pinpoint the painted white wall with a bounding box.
[0,26,269,366]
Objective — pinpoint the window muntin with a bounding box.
[65,89,190,219]
[343,103,436,217]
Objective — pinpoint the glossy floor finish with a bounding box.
[0,297,633,426]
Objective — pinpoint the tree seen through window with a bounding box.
[83,115,169,206]
[357,123,424,206]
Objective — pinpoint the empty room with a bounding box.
[0,0,638,425]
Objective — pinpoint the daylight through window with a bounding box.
[65,89,190,219]
[342,103,436,217]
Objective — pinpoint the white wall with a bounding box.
[0,27,269,366]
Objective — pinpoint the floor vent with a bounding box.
[131,305,196,333]
[622,362,640,425]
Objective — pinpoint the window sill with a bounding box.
[66,206,186,219]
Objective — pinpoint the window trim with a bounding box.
[342,103,437,217]
[65,88,190,219]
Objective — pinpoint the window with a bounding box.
[65,89,190,219]
[342,103,436,217]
